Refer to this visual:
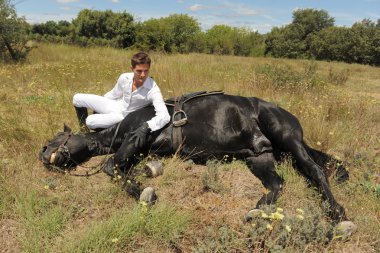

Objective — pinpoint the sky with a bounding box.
[14,0,380,34]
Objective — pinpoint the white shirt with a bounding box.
[104,73,170,131]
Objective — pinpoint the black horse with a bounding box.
[39,93,348,222]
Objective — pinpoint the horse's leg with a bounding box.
[285,140,346,221]
[246,152,284,208]
[103,136,143,199]
[306,146,349,184]
[258,105,347,221]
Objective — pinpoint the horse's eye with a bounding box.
[42,146,47,152]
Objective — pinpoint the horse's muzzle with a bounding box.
[39,146,58,165]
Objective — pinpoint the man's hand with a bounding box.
[129,122,151,148]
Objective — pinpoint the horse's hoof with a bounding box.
[139,187,157,206]
[246,209,261,222]
[145,161,163,177]
[334,221,357,240]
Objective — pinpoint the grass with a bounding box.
[0,43,379,252]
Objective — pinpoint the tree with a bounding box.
[72,9,135,48]
[265,8,334,58]
[135,14,201,53]
[265,24,307,58]
[292,9,335,38]
[308,26,360,63]
[165,14,201,53]
[205,25,235,55]
[0,0,31,62]
[351,19,379,64]
[135,18,173,52]
[32,20,72,37]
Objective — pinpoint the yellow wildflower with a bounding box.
[285,225,291,232]
[276,207,284,213]
[261,212,269,218]
[271,212,285,220]
[44,185,49,190]
[111,238,119,243]
[266,224,273,230]
[296,214,304,220]
[296,208,304,215]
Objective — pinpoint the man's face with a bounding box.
[132,63,150,86]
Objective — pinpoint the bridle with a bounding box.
[47,123,121,177]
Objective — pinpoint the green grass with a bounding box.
[56,203,190,253]
[0,43,379,252]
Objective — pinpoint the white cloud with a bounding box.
[177,0,184,3]
[110,0,119,3]
[190,4,207,11]
[223,2,257,16]
[56,0,79,3]
[190,2,258,17]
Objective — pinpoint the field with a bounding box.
[0,43,379,252]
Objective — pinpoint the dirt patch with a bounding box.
[140,160,264,248]
[0,219,19,253]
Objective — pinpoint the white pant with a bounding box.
[73,93,125,129]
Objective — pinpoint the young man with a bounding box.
[73,51,170,148]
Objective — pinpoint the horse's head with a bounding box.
[39,124,90,169]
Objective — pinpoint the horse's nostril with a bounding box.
[42,146,47,152]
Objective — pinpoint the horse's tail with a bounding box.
[304,143,349,184]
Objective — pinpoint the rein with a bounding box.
[49,122,121,177]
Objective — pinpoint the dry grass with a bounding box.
[0,43,379,252]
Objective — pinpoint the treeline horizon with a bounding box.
[29,8,380,66]
[2,0,380,65]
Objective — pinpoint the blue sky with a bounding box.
[14,0,380,34]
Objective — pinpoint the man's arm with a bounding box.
[146,86,170,132]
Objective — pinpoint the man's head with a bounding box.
[131,51,151,87]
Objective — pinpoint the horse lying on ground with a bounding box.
[39,92,349,222]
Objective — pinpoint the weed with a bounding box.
[246,205,332,252]
[201,160,225,193]
[192,225,245,253]
[327,67,350,85]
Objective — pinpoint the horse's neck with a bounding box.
[85,128,118,155]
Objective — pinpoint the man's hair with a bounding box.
[131,51,151,68]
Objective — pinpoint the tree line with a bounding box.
[1,0,379,66]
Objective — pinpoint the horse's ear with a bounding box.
[63,124,72,133]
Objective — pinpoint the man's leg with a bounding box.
[73,93,124,129]
[73,93,124,113]
[85,113,124,129]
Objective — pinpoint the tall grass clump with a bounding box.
[327,67,350,86]
[59,203,190,253]
[254,61,322,90]
[14,190,70,252]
